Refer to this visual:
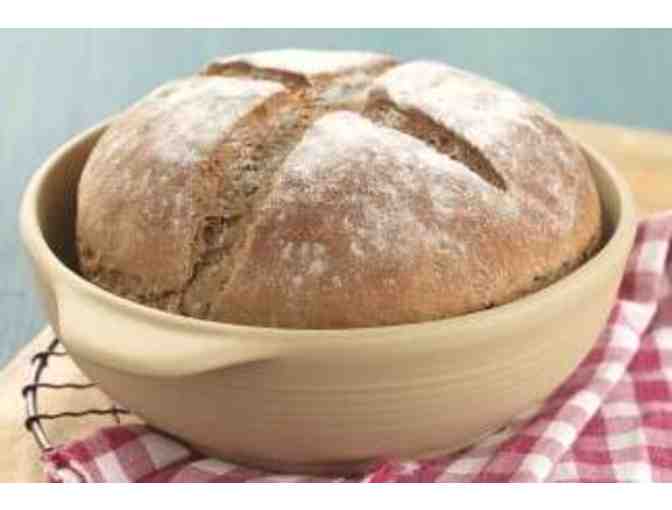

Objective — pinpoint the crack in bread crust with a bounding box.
[202,49,398,90]
[179,61,399,319]
[363,98,508,191]
[202,62,312,89]
[177,91,315,318]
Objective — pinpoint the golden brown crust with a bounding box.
[76,50,602,328]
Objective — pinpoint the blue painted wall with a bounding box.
[1,29,670,366]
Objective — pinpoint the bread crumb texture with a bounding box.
[77,49,602,328]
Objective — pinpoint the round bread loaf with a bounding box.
[76,49,603,328]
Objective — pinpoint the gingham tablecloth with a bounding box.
[44,212,672,482]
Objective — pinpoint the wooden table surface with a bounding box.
[562,119,672,217]
[1,118,671,482]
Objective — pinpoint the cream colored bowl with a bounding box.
[20,119,636,474]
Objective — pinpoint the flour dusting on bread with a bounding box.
[140,76,286,165]
[371,61,585,234]
[371,61,543,147]
[253,111,512,286]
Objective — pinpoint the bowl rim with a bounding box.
[19,118,638,341]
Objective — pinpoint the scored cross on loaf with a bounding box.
[76,49,602,328]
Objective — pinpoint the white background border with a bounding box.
[1,2,671,27]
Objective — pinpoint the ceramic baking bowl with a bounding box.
[20,119,636,474]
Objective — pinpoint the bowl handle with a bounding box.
[55,284,284,378]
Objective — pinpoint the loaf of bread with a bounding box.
[76,49,602,328]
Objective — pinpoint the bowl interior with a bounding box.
[36,126,105,273]
[586,148,620,244]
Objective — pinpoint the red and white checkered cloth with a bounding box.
[43,212,672,482]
